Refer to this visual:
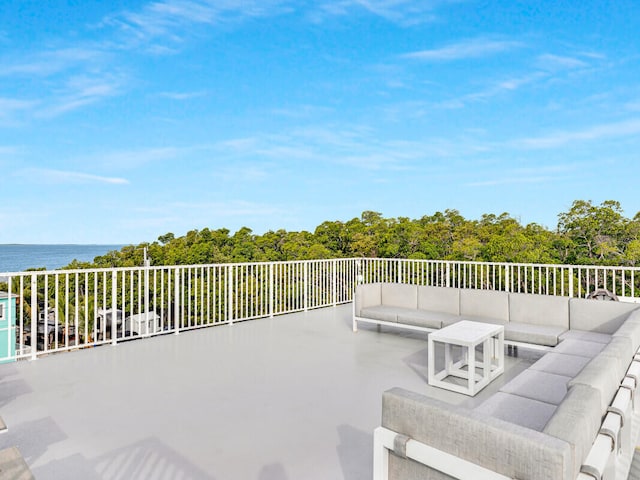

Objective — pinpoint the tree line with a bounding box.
[66,199,640,270]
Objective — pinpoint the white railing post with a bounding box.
[445,262,451,288]
[504,265,510,293]
[6,276,12,362]
[111,270,117,346]
[332,259,337,306]
[569,267,574,298]
[30,274,37,361]
[269,263,274,318]
[304,261,308,311]
[227,265,234,325]
[174,268,180,335]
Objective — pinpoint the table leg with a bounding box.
[468,344,475,395]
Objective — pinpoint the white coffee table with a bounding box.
[427,320,504,396]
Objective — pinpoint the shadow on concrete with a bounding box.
[257,462,289,480]
[402,345,429,384]
[33,436,218,480]
[0,417,67,466]
[0,378,33,408]
[337,424,372,480]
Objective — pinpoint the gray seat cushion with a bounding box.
[359,306,400,323]
[529,353,591,378]
[475,391,558,432]
[553,339,606,358]
[500,369,571,405]
[504,322,567,347]
[397,310,458,330]
[559,330,611,344]
[459,316,507,326]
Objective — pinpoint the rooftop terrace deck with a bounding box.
[0,304,543,480]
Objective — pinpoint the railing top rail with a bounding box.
[0,257,356,278]
[2,257,639,278]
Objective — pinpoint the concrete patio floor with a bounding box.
[0,304,542,480]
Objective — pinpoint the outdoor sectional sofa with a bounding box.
[353,283,640,480]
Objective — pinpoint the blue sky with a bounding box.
[2,1,640,244]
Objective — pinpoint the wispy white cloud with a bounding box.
[0,47,107,77]
[21,168,129,185]
[313,0,447,25]
[536,53,589,71]
[214,125,481,173]
[93,146,190,169]
[514,119,640,149]
[170,200,284,217]
[0,97,39,124]
[439,72,546,109]
[36,75,123,118]
[467,175,559,187]
[466,163,581,187]
[404,38,522,61]
[157,90,208,100]
[104,0,290,50]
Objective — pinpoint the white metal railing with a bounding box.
[0,259,357,362]
[358,258,640,300]
[1,257,640,362]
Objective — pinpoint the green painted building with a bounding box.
[0,292,17,363]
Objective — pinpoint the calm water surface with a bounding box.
[0,244,124,273]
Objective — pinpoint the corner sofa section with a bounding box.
[366,283,640,480]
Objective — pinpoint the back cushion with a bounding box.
[355,283,381,316]
[381,283,418,309]
[509,293,569,328]
[459,289,509,322]
[568,353,619,412]
[569,298,639,333]
[543,384,602,479]
[417,286,460,315]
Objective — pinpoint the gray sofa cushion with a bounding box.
[381,283,418,309]
[569,297,639,334]
[543,384,602,480]
[509,293,569,329]
[553,339,606,358]
[360,306,400,323]
[569,353,620,412]
[459,289,509,322]
[559,330,611,344]
[474,391,557,432]
[504,322,567,346]
[417,286,460,315]
[354,283,381,316]
[397,310,459,330]
[500,369,571,405]
[612,317,640,352]
[598,336,633,380]
[529,352,590,378]
[382,388,573,480]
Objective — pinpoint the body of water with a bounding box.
[0,244,125,273]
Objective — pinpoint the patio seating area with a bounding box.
[0,303,543,480]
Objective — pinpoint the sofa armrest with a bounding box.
[382,387,574,480]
